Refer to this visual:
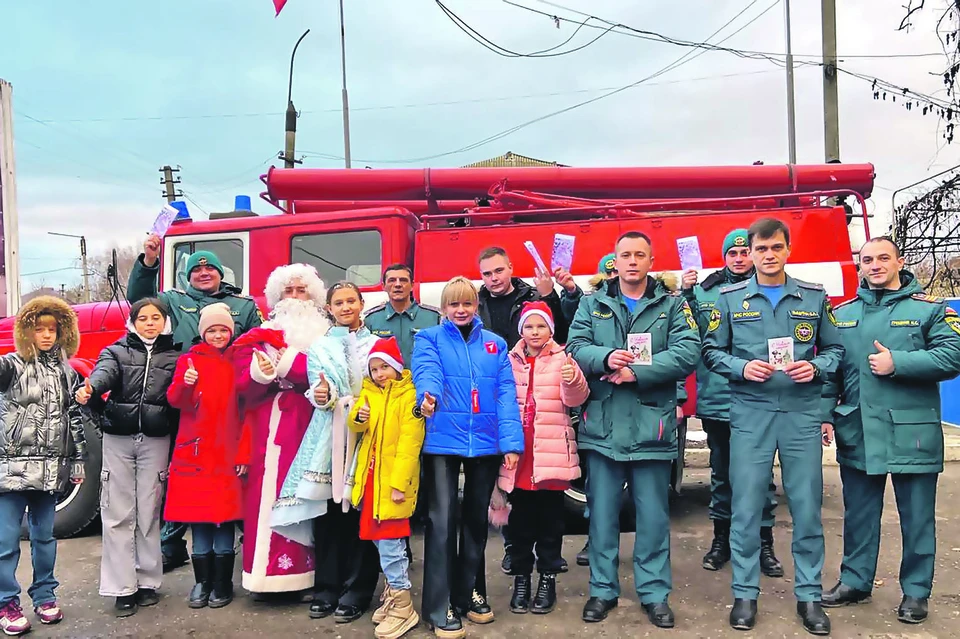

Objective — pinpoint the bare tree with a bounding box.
[893,172,960,295]
[85,244,139,303]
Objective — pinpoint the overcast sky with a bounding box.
[3,0,956,290]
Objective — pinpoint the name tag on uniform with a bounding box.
[179,305,198,313]
[890,319,921,327]
[699,302,715,310]
[790,310,820,319]
[592,310,613,320]
[372,330,393,337]
[836,320,858,328]
[732,311,762,322]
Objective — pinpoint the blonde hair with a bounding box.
[441,276,479,308]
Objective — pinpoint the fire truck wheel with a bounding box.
[20,410,103,539]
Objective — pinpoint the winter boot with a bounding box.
[531,574,557,615]
[702,520,731,571]
[209,553,235,608]
[760,527,784,578]
[372,587,396,624]
[188,553,214,608]
[374,589,419,639]
[509,575,531,614]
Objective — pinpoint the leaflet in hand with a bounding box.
[627,333,653,366]
[767,337,794,370]
[676,236,703,272]
[150,204,180,238]
[524,240,549,275]
[551,233,575,272]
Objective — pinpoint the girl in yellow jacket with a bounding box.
[348,337,424,639]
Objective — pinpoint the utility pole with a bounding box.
[784,0,797,164]
[821,0,840,162]
[339,0,352,169]
[49,232,90,303]
[282,30,310,170]
[160,165,182,203]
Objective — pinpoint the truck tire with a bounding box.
[20,411,102,539]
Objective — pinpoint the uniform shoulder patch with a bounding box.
[419,303,442,315]
[680,300,698,331]
[911,293,944,304]
[832,297,858,311]
[719,280,749,294]
[707,308,722,332]
[364,302,387,315]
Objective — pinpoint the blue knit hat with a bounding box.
[186,250,224,277]
[597,253,617,275]
[722,229,749,258]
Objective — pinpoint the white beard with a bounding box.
[268,298,329,351]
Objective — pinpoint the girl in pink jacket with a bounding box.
[497,301,588,616]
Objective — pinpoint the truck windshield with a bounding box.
[173,239,245,291]
[291,230,382,287]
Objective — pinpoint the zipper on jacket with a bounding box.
[373,383,392,522]
[137,345,153,434]
[460,327,477,458]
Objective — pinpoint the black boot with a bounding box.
[208,553,235,608]
[531,574,557,615]
[703,520,731,571]
[115,594,138,618]
[576,541,590,567]
[642,602,675,628]
[509,575,531,614]
[760,526,784,578]
[729,598,757,631]
[188,553,214,609]
[897,596,928,624]
[797,602,830,635]
[582,597,617,623]
[821,582,871,608]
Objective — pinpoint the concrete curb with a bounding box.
[683,421,960,469]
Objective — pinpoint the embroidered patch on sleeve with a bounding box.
[681,301,698,331]
[708,308,722,332]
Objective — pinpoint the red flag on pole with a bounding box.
[273,0,287,15]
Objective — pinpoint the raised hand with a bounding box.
[357,397,371,422]
[561,354,577,383]
[255,349,275,377]
[681,268,698,290]
[534,269,555,298]
[75,378,93,405]
[421,391,437,418]
[743,360,775,383]
[184,358,199,386]
[313,373,331,405]
[553,267,577,293]
[143,234,162,267]
[869,340,895,376]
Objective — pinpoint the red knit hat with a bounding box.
[517,300,555,335]
[367,336,404,373]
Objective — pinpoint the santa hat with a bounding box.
[367,336,404,373]
[517,301,555,335]
[198,302,235,338]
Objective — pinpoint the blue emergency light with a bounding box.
[170,200,191,222]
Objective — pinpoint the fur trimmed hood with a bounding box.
[14,296,80,361]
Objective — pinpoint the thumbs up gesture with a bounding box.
[184,358,199,386]
[313,373,331,406]
[255,349,275,377]
[75,378,93,405]
[420,391,437,418]
[869,340,895,376]
[357,397,371,422]
[561,354,577,383]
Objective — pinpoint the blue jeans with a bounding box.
[191,523,236,556]
[0,491,59,607]
[375,538,411,590]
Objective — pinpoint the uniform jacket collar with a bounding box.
[744,273,802,300]
[701,266,755,291]
[856,269,922,306]
[385,300,422,320]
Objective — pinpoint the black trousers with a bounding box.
[312,501,381,609]
[422,454,501,626]
[506,488,565,576]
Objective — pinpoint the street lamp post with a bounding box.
[339,0,352,169]
[48,232,90,303]
[283,29,310,170]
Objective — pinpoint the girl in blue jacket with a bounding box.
[412,276,523,639]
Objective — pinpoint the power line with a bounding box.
[22,266,81,277]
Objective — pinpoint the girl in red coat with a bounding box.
[165,303,249,610]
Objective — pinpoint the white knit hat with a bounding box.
[198,303,235,338]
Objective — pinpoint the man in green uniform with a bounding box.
[364,263,440,364]
[820,237,960,625]
[567,231,700,629]
[127,234,263,352]
[702,218,843,635]
[681,229,782,576]
[127,233,263,572]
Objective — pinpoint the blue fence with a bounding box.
[944,299,960,427]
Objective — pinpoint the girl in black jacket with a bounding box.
[75,298,180,617]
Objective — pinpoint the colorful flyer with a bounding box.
[551,233,576,272]
[676,236,703,271]
[150,204,180,238]
[767,337,795,370]
[627,332,653,365]
[523,240,549,275]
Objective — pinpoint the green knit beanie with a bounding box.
[186,250,224,277]
[722,229,749,258]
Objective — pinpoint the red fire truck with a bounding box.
[0,162,875,536]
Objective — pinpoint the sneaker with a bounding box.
[0,601,30,636]
[34,601,63,625]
